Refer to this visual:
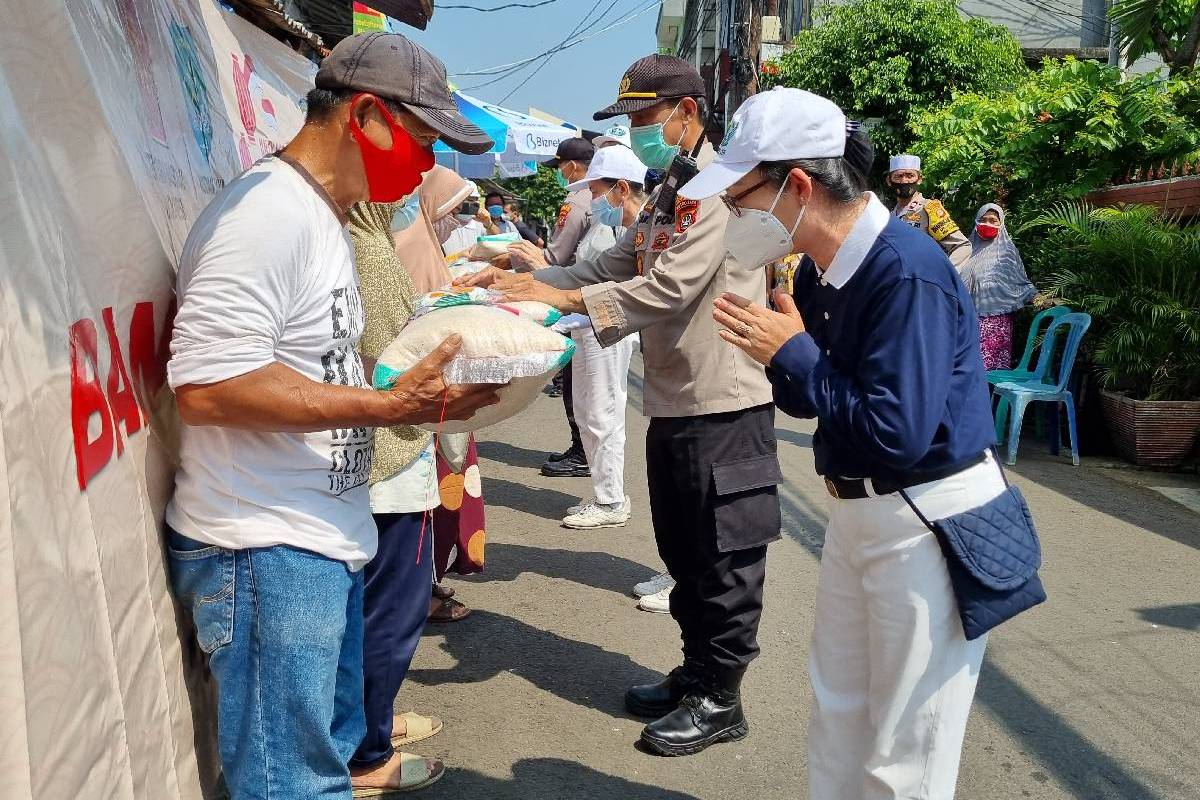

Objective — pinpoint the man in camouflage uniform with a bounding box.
[886,154,970,268]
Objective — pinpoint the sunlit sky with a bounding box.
[405,0,661,132]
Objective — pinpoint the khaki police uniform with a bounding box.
[543,187,592,267]
[894,192,970,268]
[537,141,780,674]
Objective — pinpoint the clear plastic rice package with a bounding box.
[470,231,520,260]
[446,258,490,282]
[373,289,575,433]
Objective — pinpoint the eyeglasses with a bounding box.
[721,178,771,218]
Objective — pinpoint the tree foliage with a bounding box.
[1111,0,1200,74]
[911,58,1200,225]
[761,0,1026,163]
[1023,203,1200,400]
[495,165,567,228]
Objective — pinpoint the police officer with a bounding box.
[886,153,970,268]
[517,137,597,477]
[461,54,780,757]
[542,136,596,266]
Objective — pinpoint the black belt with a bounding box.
[823,452,989,500]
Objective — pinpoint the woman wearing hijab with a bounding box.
[390,167,487,623]
[396,165,476,293]
[959,203,1037,370]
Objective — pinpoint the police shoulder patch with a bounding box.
[652,230,671,251]
[555,203,571,230]
[634,229,646,249]
[674,198,700,234]
[924,199,959,241]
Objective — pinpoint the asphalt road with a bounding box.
[401,354,1200,800]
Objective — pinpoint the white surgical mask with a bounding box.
[722,180,805,268]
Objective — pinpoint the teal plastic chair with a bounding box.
[989,305,1072,441]
[992,312,1091,466]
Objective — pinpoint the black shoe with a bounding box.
[544,445,579,464]
[639,670,748,757]
[540,452,590,477]
[543,384,563,398]
[625,662,704,718]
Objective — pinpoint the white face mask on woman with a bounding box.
[722,179,805,268]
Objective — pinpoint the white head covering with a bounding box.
[679,87,846,199]
[961,203,1037,316]
[889,154,921,173]
[593,124,632,148]
[566,144,648,190]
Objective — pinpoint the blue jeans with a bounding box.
[352,511,435,768]
[166,527,365,800]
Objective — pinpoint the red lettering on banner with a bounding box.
[102,307,143,455]
[69,300,172,490]
[70,319,115,490]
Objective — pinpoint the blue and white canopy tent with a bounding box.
[434,90,577,178]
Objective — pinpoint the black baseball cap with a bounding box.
[315,32,494,155]
[594,55,706,121]
[545,137,595,168]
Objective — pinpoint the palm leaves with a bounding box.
[1024,203,1200,400]
[1110,0,1200,74]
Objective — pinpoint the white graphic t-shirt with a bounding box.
[166,156,376,570]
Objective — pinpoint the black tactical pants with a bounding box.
[646,404,781,672]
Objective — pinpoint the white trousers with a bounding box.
[570,328,634,505]
[808,454,1007,800]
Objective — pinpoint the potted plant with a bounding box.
[1023,203,1200,467]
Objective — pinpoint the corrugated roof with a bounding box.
[231,0,326,51]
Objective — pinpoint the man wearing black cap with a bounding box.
[165,32,497,799]
[462,55,781,757]
[524,136,596,477]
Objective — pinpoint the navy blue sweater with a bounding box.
[769,216,996,480]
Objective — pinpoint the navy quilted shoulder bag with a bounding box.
[899,462,1046,640]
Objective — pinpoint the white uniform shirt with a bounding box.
[166,156,376,570]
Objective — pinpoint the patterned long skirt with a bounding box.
[432,434,486,580]
[979,313,1014,371]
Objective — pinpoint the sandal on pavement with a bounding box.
[352,752,445,796]
[431,584,455,601]
[428,596,472,623]
[391,712,443,748]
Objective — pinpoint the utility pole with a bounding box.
[727,0,762,115]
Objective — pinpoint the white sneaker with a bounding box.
[562,496,631,529]
[638,585,672,614]
[633,572,675,598]
[566,497,593,516]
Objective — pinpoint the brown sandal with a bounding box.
[431,583,455,601]
[428,596,471,623]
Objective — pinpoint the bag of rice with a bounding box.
[470,231,520,260]
[373,290,574,433]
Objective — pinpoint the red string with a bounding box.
[416,384,452,565]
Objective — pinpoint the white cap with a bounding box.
[679,87,846,199]
[566,144,648,190]
[466,181,482,198]
[889,154,921,173]
[592,124,631,148]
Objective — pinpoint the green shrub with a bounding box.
[761,0,1026,167]
[1022,203,1200,401]
[912,59,1200,226]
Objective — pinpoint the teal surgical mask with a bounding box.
[390,192,421,232]
[591,187,623,227]
[630,103,685,171]
[554,165,570,188]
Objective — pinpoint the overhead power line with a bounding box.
[498,0,625,103]
[453,0,662,80]
[440,0,563,10]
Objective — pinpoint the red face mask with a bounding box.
[348,94,434,203]
[976,222,1001,240]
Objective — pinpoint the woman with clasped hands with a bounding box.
[686,87,1002,800]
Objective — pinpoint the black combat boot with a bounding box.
[639,667,748,757]
[625,659,704,718]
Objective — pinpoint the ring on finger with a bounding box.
[740,323,753,336]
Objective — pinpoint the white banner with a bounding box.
[0,0,312,796]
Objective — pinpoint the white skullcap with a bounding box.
[889,154,921,173]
